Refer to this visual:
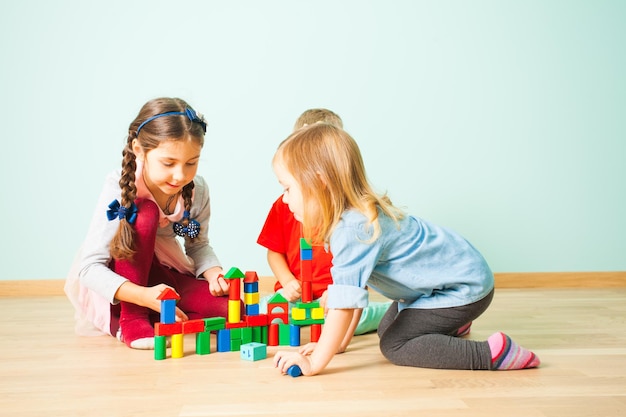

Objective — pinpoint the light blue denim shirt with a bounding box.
[326,209,494,312]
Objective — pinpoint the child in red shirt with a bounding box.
[257,109,390,335]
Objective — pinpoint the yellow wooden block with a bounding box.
[311,307,324,320]
[292,308,305,321]
[228,299,241,324]
[171,333,184,358]
[244,292,260,305]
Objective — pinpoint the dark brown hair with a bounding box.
[110,97,206,260]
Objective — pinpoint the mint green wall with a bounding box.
[1,1,624,281]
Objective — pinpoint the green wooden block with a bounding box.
[154,335,167,360]
[196,332,211,355]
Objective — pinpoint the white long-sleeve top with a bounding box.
[65,163,220,335]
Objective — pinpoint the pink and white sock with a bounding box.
[455,321,472,337]
[488,332,540,370]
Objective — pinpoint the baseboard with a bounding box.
[1,272,625,297]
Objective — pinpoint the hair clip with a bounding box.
[173,211,200,238]
[106,200,138,225]
[136,107,207,135]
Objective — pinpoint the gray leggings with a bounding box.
[377,289,494,370]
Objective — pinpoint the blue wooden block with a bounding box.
[246,304,260,316]
[289,324,300,347]
[217,329,231,352]
[160,299,176,324]
[287,365,302,377]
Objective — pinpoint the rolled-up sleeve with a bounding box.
[326,284,369,309]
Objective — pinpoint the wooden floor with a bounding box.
[1,287,626,417]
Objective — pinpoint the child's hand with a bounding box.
[298,342,317,356]
[274,350,312,376]
[282,279,302,302]
[208,274,229,297]
[146,284,189,322]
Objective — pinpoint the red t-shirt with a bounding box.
[257,196,334,300]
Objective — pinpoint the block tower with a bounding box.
[289,238,324,343]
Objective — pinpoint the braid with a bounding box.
[110,134,139,260]
[181,181,195,226]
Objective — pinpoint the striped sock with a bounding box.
[455,321,472,337]
[488,332,540,370]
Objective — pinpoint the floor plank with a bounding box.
[1,288,625,416]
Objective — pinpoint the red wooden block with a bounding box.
[245,314,268,327]
[182,319,206,334]
[310,323,322,342]
[155,322,183,336]
[225,321,247,329]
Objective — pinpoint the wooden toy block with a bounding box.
[228,299,241,323]
[196,332,211,355]
[290,317,324,326]
[287,365,302,377]
[243,271,259,283]
[229,327,243,341]
[183,319,206,334]
[243,282,259,293]
[302,281,312,303]
[311,307,324,320]
[246,304,260,316]
[289,324,300,347]
[299,238,312,250]
[228,278,241,301]
[217,329,231,352]
[251,326,267,344]
[310,324,322,342]
[225,321,247,329]
[267,292,289,304]
[245,314,268,327]
[244,292,260,305]
[240,342,267,361]
[204,317,226,331]
[230,338,242,351]
[241,327,253,345]
[291,308,306,321]
[160,299,177,324]
[268,323,279,346]
[224,267,245,279]
[278,323,291,345]
[154,335,167,360]
[171,333,184,358]
[155,322,183,336]
[301,260,313,281]
[300,248,313,260]
[295,301,320,309]
[157,287,181,301]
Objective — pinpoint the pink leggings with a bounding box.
[108,198,230,336]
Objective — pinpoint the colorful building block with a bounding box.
[240,342,267,361]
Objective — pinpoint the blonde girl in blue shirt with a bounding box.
[272,123,540,376]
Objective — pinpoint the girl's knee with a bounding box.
[134,198,160,233]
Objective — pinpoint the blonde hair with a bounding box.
[275,123,404,245]
[293,108,343,131]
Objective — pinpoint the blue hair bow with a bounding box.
[106,200,138,225]
[173,211,200,238]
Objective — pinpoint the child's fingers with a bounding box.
[175,307,189,322]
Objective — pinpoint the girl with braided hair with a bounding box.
[66,97,235,349]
